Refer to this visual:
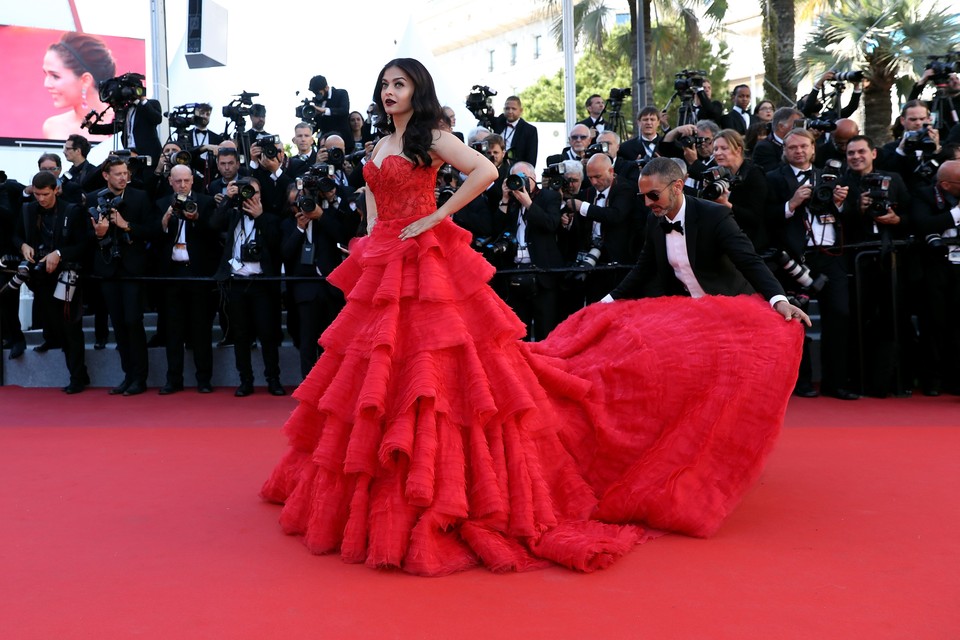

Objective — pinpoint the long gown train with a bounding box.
[260,156,803,575]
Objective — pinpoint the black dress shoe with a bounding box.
[62,382,85,394]
[159,383,184,395]
[793,383,819,398]
[824,387,860,400]
[235,382,254,397]
[123,381,146,396]
[33,342,55,353]
[267,379,286,396]
[8,339,26,360]
[94,341,107,350]
[197,383,214,394]
[109,379,132,395]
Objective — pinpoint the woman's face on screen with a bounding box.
[43,49,84,109]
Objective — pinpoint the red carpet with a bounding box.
[1,388,958,639]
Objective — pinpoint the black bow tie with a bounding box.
[798,169,814,184]
[661,220,683,235]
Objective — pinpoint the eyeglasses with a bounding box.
[570,134,589,140]
[639,180,678,201]
[63,146,75,151]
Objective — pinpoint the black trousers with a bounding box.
[164,266,214,386]
[31,279,87,385]
[503,269,559,342]
[805,252,852,391]
[917,256,960,390]
[1,274,25,343]
[101,279,148,384]
[294,281,344,379]
[223,277,282,383]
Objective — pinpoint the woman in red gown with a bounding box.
[260,58,804,576]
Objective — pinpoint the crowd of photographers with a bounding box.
[5,64,960,400]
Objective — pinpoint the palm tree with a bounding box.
[797,0,960,143]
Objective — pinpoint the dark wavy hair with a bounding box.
[49,32,116,87]
[372,58,443,167]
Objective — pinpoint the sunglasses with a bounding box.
[570,134,589,140]
[639,180,678,202]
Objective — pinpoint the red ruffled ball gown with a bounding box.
[260,155,804,576]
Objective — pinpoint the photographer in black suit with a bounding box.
[63,134,102,193]
[90,156,160,396]
[494,161,564,341]
[123,96,163,168]
[309,75,351,142]
[765,129,856,399]
[753,107,804,172]
[493,96,539,167]
[281,181,347,379]
[211,177,285,397]
[156,165,219,394]
[719,85,754,135]
[13,171,92,392]
[286,122,318,179]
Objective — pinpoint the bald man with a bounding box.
[815,118,860,169]
[156,163,218,394]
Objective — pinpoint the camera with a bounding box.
[832,70,865,83]
[300,163,337,194]
[904,125,937,154]
[777,250,828,293]
[861,173,894,218]
[171,193,198,218]
[240,239,261,263]
[221,91,259,121]
[111,149,153,170]
[574,236,603,280]
[0,256,40,295]
[585,141,610,158]
[540,163,566,191]
[325,147,345,168]
[796,118,838,132]
[925,54,960,86]
[673,69,706,98]
[98,73,146,109]
[473,232,516,258]
[164,103,202,132]
[255,134,281,160]
[89,188,125,219]
[295,96,322,123]
[925,233,947,253]
[678,135,710,149]
[505,173,527,192]
[699,166,738,201]
[465,85,497,129]
[808,160,842,215]
[470,139,491,157]
[608,87,631,102]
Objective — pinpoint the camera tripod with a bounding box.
[663,92,698,128]
[930,87,959,134]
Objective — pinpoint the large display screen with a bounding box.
[0,25,146,142]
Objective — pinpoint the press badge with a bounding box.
[819,214,836,224]
[300,242,315,265]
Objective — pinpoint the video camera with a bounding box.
[606,87,631,117]
[164,103,203,132]
[465,85,497,130]
[673,69,707,99]
[925,54,960,87]
[222,91,259,122]
[296,95,322,125]
[98,73,146,110]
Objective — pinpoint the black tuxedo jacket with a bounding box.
[286,151,318,179]
[13,198,92,271]
[619,135,662,163]
[155,192,219,277]
[493,115,539,167]
[496,188,564,287]
[838,169,912,244]
[765,164,849,259]
[210,207,283,280]
[752,137,785,173]
[318,88,351,141]
[579,177,639,264]
[912,184,960,236]
[576,116,606,136]
[127,99,163,165]
[88,187,159,277]
[610,196,784,301]
[720,110,754,135]
[545,148,581,167]
[727,161,769,251]
[280,213,345,303]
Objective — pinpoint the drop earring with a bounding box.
[387,114,392,126]
[82,87,88,110]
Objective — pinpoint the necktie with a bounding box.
[661,220,683,235]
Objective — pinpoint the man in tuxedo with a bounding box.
[209,147,242,204]
[211,178,285,397]
[693,79,724,125]
[91,156,160,396]
[720,85,754,135]
[176,103,224,187]
[281,184,347,379]
[618,107,664,163]
[13,171,92,393]
[815,118,859,170]
[238,104,269,161]
[546,124,590,166]
[765,128,856,399]
[493,96,538,167]
[286,122,317,179]
[577,94,607,139]
[605,157,809,329]
[309,75,351,142]
[155,165,219,394]
[123,96,163,168]
[63,134,101,193]
[752,107,804,172]
[877,100,941,195]
[495,161,565,341]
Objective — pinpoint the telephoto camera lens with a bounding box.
[505,175,525,191]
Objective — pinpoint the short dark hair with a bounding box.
[638,106,660,120]
[900,99,929,117]
[505,95,522,106]
[640,156,684,183]
[846,134,875,150]
[732,84,749,96]
[32,171,58,190]
[67,134,91,157]
[101,156,127,173]
[586,93,602,107]
[38,153,61,169]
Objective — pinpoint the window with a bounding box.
[510,43,517,66]
[534,35,541,60]
[489,49,495,72]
